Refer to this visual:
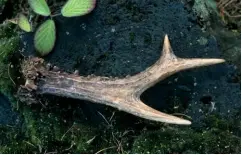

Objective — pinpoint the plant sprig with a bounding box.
[17,0,96,56]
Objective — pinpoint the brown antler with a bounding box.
[20,35,225,125]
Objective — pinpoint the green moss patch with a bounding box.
[0,125,37,153]
[0,23,20,100]
[132,127,240,154]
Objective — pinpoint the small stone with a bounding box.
[74,70,79,75]
[194,82,197,86]
[111,27,116,32]
[46,63,52,70]
[53,66,59,72]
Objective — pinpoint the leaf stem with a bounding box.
[51,13,61,18]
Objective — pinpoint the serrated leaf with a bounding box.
[18,14,32,32]
[28,0,51,16]
[61,0,96,17]
[34,19,56,56]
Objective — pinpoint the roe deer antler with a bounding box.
[19,35,225,125]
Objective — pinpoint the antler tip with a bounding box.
[164,116,192,125]
[164,34,169,40]
[178,119,191,125]
[161,34,174,57]
[193,58,225,66]
[163,34,170,48]
[213,58,226,64]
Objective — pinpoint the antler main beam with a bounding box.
[20,35,225,125]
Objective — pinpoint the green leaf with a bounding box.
[28,0,51,16]
[18,14,32,32]
[34,19,56,56]
[61,0,96,17]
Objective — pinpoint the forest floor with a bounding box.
[0,0,240,153]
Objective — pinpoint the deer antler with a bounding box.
[19,35,225,125]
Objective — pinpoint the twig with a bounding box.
[86,135,97,144]
[0,51,4,56]
[16,100,19,110]
[109,111,115,122]
[8,63,16,86]
[97,111,111,126]
[223,10,241,18]
[24,140,36,148]
[64,143,74,151]
[61,124,74,141]
[217,0,241,18]
[172,113,192,120]
[95,146,116,154]
[122,130,134,137]
[112,132,124,154]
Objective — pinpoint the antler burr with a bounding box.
[20,35,225,125]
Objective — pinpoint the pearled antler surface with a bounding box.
[19,35,225,125]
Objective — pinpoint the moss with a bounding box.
[0,23,20,100]
[132,110,241,154]
[0,36,20,92]
[0,0,7,7]
[132,127,240,154]
[16,101,240,154]
[0,141,37,154]
[19,104,98,153]
[192,0,219,26]
[0,125,37,153]
[70,124,97,153]
[202,112,241,135]
[203,114,228,129]
[91,125,134,154]
[214,29,241,69]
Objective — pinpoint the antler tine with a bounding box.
[176,58,225,70]
[161,34,225,78]
[160,34,176,59]
[131,35,225,94]
[127,99,191,125]
[160,34,225,66]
